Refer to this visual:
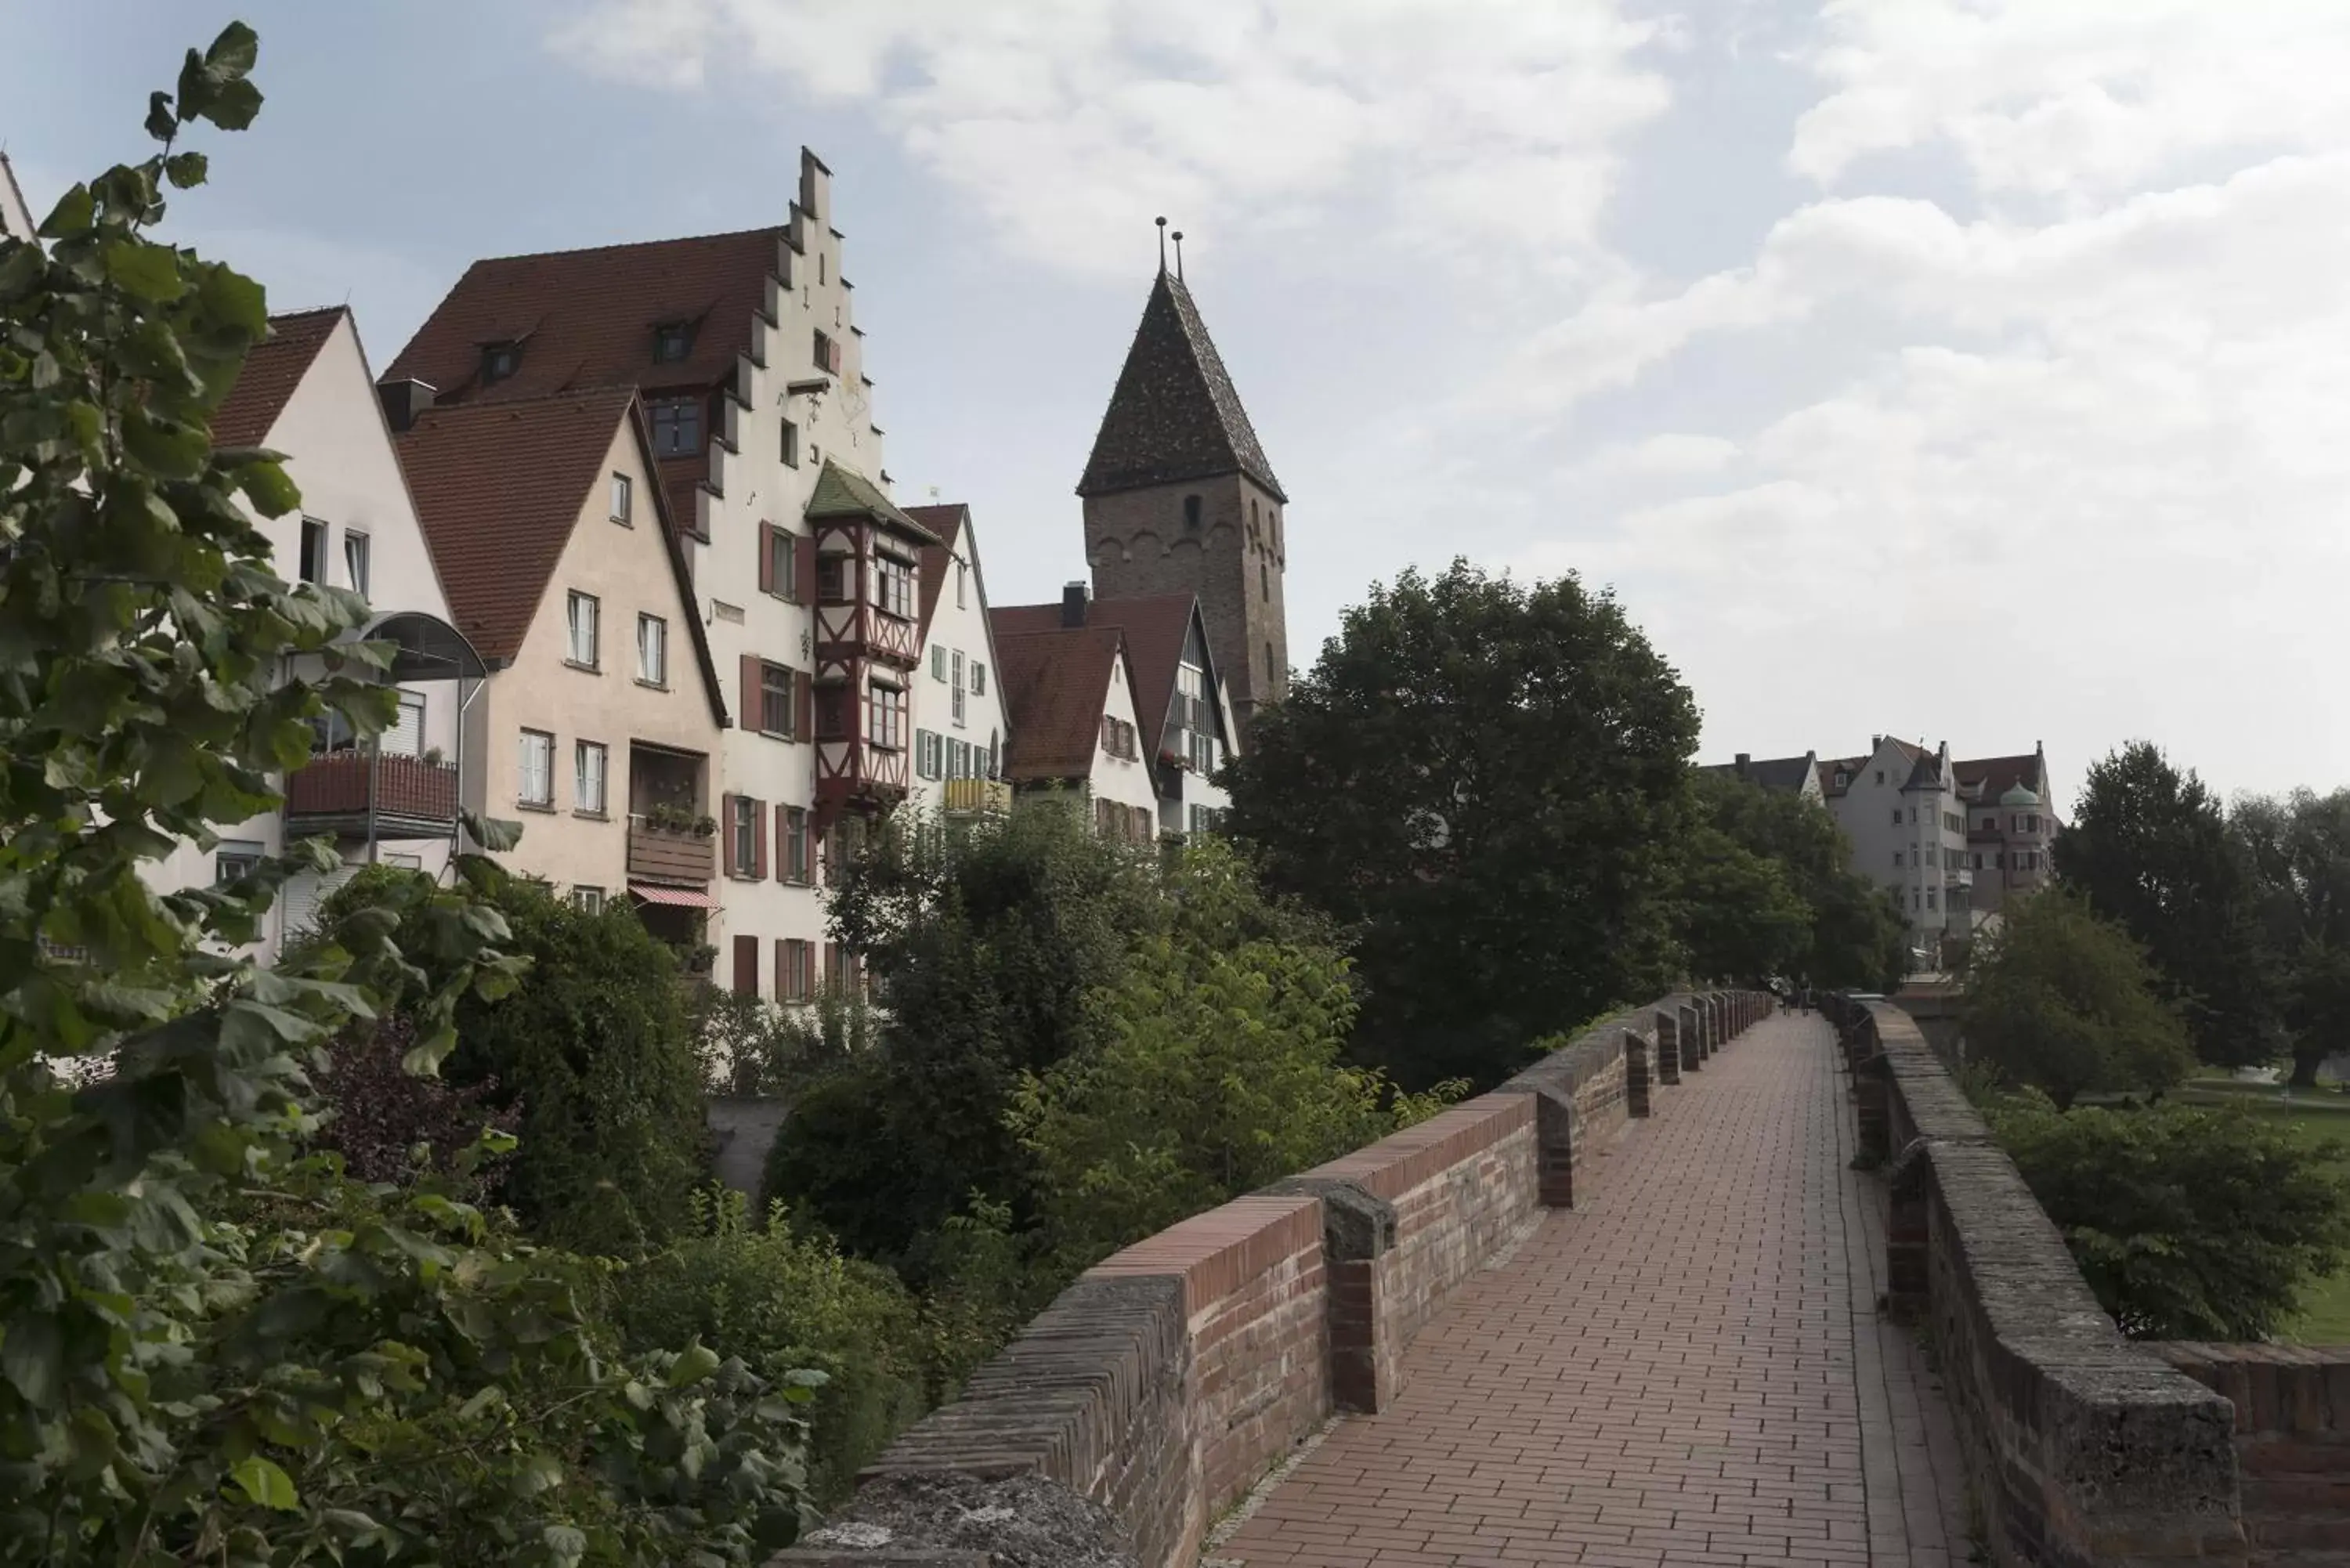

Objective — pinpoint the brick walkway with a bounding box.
[1216,1013,1970,1568]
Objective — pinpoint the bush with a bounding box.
[1990,1091,2350,1339]
[313,1013,519,1197]
[611,1190,928,1503]
[691,981,873,1097]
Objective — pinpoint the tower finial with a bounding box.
[1172,229,1185,281]
[1155,215,1167,276]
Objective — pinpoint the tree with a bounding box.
[0,36,811,1562]
[1224,561,1700,1089]
[1961,887,2195,1107]
[2233,788,2350,1086]
[1674,822,1810,985]
[1991,1092,2350,1339]
[1687,771,1907,989]
[2055,742,2273,1068]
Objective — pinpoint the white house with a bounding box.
[906,502,1013,822]
[989,602,1159,841]
[1821,735,1973,958]
[0,152,34,243]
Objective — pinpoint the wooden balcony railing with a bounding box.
[284,752,459,834]
[942,778,1012,817]
[627,820,715,884]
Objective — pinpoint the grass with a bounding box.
[2178,1077,2350,1343]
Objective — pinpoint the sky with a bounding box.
[8,0,2348,810]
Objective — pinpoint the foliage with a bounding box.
[312,865,713,1255]
[0,38,812,1563]
[609,1189,927,1504]
[1990,1090,2350,1339]
[1693,771,1907,991]
[2055,742,2276,1068]
[1961,887,2195,1108]
[690,981,873,1098]
[1224,560,1701,1090]
[1012,840,1458,1269]
[313,1011,519,1196]
[2232,788,2350,1087]
[1673,822,1810,986]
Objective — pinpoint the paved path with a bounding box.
[1217,1013,1970,1568]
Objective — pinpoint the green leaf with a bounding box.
[233,457,302,518]
[541,1524,588,1567]
[464,811,524,854]
[207,20,260,76]
[514,1451,564,1497]
[230,1454,299,1512]
[0,1315,63,1408]
[665,1342,721,1389]
[103,239,190,303]
[203,77,264,131]
[194,259,269,335]
[401,1024,457,1077]
[164,150,210,189]
[146,91,179,143]
[38,182,94,240]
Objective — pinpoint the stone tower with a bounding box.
[1078,267,1288,735]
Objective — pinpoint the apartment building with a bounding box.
[385,149,906,1004]
[1821,736,1972,953]
[143,306,473,955]
[906,502,1013,823]
[989,600,1159,841]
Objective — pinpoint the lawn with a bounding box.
[2177,1078,2350,1343]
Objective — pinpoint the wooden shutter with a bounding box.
[732,934,757,996]
[720,793,739,874]
[773,803,790,882]
[757,522,776,594]
[739,654,761,734]
[753,796,769,879]
[794,534,817,606]
[772,939,787,1002]
[794,670,813,741]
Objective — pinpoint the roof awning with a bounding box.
[629,882,719,909]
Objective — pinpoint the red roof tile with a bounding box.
[906,502,967,644]
[1953,752,2044,804]
[990,623,1127,782]
[212,306,343,448]
[995,593,1201,762]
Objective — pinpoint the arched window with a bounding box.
[1183,494,1202,530]
[1260,562,1269,601]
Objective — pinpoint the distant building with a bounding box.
[0,152,34,243]
[1950,746,2057,919]
[1701,751,1824,803]
[906,502,1013,825]
[989,589,1161,843]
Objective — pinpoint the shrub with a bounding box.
[611,1190,928,1503]
[1991,1091,2350,1339]
[313,1013,519,1196]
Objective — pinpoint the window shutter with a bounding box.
[757,522,776,594]
[720,793,739,871]
[772,939,787,1001]
[739,654,761,732]
[794,670,813,740]
[732,934,757,997]
[754,796,769,879]
[794,534,817,605]
[773,803,790,881]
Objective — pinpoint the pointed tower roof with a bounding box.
[1077,270,1285,502]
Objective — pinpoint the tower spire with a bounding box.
[1172,229,1185,281]
[1155,215,1167,276]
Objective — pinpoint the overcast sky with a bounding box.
[9,1,2347,807]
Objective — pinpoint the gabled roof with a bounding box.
[990,621,1130,782]
[1076,270,1285,501]
[993,592,1205,763]
[1902,750,1944,791]
[906,503,967,643]
[805,459,939,544]
[394,388,728,726]
[1701,753,1819,795]
[212,307,344,448]
[1953,752,2043,805]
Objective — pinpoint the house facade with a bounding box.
[385,149,903,1005]
[906,502,1013,824]
[145,306,472,956]
[0,152,33,243]
[989,611,1159,841]
[1952,746,2057,919]
[1822,736,1972,954]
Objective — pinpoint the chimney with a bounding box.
[378,378,436,432]
[1871,734,1883,752]
[1061,580,1090,628]
[1734,752,1752,777]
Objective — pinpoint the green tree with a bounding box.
[2055,742,2274,1068]
[1674,822,1810,985]
[2233,788,2350,1086]
[1693,771,1907,990]
[1224,561,1700,1089]
[1991,1091,2350,1339]
[1961,887,2196,1107]
[0,37,812,1563]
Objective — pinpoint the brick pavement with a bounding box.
[1215,1013,1969,1568]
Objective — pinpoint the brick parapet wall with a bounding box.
[1822,995,2247,1568]
[2158,1345,2350,1565]
[778,989,1771,1568]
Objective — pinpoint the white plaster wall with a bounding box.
[0,154,34,244]
[910,537,1010,819]
[1088,649,1161,826]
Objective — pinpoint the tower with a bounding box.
[1077,263,1288,734]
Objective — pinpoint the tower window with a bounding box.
[1183,494,1202,531]
[653,323,694,363]
[1261,562,1269,602]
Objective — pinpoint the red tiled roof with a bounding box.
[1953,752,2043,804]
[990,622,1126,782]
[905,501,967,645]
[994,593,1199,762]
[212,306,343,448]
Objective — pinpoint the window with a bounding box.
[951,651,967,726]
[575,740,607,816]
[215,839,262,885]
[732,935,759,997]
[343,529,371,598]
[784,807,811,884]
[482,342,519,383]
[971,661,986,697]
[1183,494,1202,531]
[1893,851,1903,867]
[1835,770,1849,788]
[813,329,837,374]
[956,561,967,609]
[730,796,758,876]
[1099,717,1137,761]
[610,472,633,524]
[778,938,814,1002]
[780,417,800,468]
[1983,815,1996,831]
[518,729,554,807]
[653,323,693,363]
[649,397,701,457]
[814,683,848,740]
[389,690,425,756]
[637,613,667,686]
[868,682,907,751]
[761,661,793,735]
[1974,851,1984,869]
[387,853,423,871]
[1875,770,1885,786]
[1926,887,1938,910]
[816,554,849,604]
[566,591,599,668]
[875,554,914,620]
[916,729,939,779]
[932,645,948,682]
[1266,641,1279,687]
[573,886,606,915]
[1891,807,1903,826]
[2028,813,2041,833]
[299,517,327,583]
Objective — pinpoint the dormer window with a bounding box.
[482,341,519,383]
[653,322,694,363]
[649,397,702,457]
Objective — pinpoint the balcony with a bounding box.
[284,752,458,839]
[627,819,716,885]
[942,778,1012,817]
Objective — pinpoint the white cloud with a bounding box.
[548,0,1672,278]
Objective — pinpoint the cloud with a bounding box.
[547,0,1673,278]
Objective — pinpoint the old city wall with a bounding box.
[774,991,1770,1568]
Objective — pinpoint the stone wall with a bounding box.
[2157,1345,2350,1565]
[1823,995,2248,1567]
[776,989,1771,1568]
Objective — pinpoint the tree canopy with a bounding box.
[1688,771,1907,990]
[2232,787,2350,1086]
